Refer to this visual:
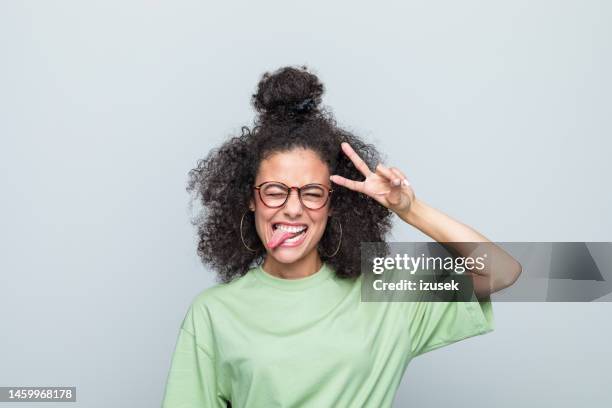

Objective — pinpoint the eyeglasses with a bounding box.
[253,181,333,210]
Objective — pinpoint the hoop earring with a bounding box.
[320,217,342,258]
[240,210,258,252]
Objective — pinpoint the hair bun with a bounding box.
[252,65,324,121]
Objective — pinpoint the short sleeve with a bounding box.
[407,294,495,358]
[162,304,229,407]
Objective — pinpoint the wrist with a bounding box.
[398,197,426,227]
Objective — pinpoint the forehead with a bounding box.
[256,148,329,185]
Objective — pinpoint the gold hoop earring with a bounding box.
[240,210,258,252]
[320,217,342,258]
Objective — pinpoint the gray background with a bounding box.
[0,0,610,407]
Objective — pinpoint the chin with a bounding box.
[267,247,309,264]
[266,240,320,265]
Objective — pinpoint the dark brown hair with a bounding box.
[187,65,393,283]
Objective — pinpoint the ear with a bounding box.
[249,198,255,212]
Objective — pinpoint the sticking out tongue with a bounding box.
[267,228,301,249]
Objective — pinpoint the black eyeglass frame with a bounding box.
[253,181,334,210]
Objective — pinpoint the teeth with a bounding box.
[274,224,307,233]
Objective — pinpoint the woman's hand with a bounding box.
[330,142,416,216]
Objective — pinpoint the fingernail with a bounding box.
[392,179,401,186]
[402,179,411,186]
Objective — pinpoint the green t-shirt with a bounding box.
[162,262,494,407]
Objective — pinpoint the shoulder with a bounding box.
[193,271,254,304]
[179,268,255,342]
[188,267,256,311]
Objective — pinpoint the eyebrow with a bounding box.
[256,180,330,187]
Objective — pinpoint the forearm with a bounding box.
[398,198,488,243]
[397,198,522,297]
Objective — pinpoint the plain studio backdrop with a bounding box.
[1,1,610,407]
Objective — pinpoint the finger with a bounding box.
[389,167,407,180]
[375,163,401,185]
[341,142,372,178]
[378,167,403,206]
[389,167,411,187]
[330,174,364,193]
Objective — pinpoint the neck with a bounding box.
[262,249,323,279]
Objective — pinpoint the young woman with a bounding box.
[162,66,521,407]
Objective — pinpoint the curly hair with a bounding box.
[187,65,393,283]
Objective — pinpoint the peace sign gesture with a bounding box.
[330,142,416,215]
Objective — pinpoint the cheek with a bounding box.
[312,215,330,234]
[253,209,274,234]
[254,214,267,232]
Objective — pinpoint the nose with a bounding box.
[283,189,304,215]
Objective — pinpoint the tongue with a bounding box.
[267,228,300,249]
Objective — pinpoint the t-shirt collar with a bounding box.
[252,262,334,291]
